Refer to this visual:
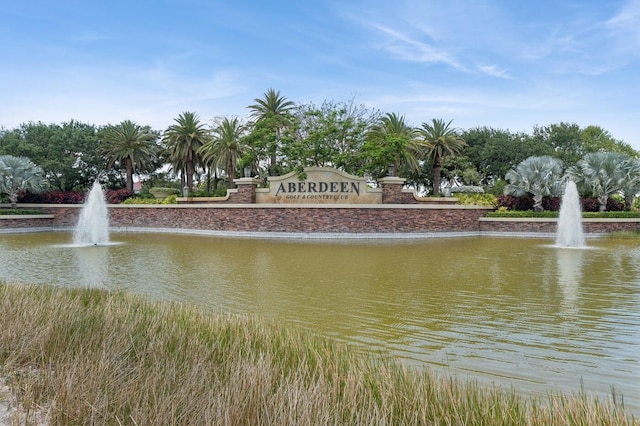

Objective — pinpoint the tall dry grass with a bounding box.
[0,283,636,425]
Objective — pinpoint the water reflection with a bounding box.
[556,248,584,314]
[74,246,110,288]
[0,232,638,414]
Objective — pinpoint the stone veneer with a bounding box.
[479,217,640,234]
[7,204,491,234]
[3,206,640,235]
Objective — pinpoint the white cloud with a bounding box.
[476,65,511,79]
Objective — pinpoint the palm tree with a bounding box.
[247,89,294,175]
[619,157,640,211]
[0,155,47,208]
[162,112,209,193]
[365,112,423,178]
[198,117,248,189]
[504,155,564,211]
[568,152,627,211]
[415,119,466,196]
[102,120,158,192]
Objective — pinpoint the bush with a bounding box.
[104,189,134,204]
[607,198,625,211]
[580,198,624,212]
[18,190,85,204]
[496,195,533,211]
[122,195,177,204]
[541,197,561,211]
[18,188,134,204]
[583,211,640,218]
[486,210,640,218]
[149,187,181,198]
[497,195,624,212]
[486,210,559,218]
[455,193,497,206]
[486,179,507,196]
[191,187,228,197]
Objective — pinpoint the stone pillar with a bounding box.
[229,178,260,203]
[379,176,412,204]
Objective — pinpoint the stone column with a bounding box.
[379,176,412,204]
[229,178,260,203]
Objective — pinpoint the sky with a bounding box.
[2,0,640,149]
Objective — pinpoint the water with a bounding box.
[73,181,109,245]
[556,181,585,248]
[0,233,638,414]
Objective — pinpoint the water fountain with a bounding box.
[555,180,585,248]
[73,181,110,246]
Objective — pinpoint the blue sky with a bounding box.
[2,0,639,149]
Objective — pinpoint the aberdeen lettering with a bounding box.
[275,181,360,197]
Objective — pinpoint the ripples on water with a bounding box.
[1,232,638,413]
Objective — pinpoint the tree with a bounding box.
[618,157,640,211]
[101,120,159,192]
[198,117,248,189]
[504,156,564,212]
[0,120,102,191]
[0,155,47,208]
[247,89,294,175]
[362,112,422,181]
[532,122,585,165]
[568,152,627,211]
[462,127,551,185]
[163,112,208,193]
[282,99,377,175]
[415,119,466,196]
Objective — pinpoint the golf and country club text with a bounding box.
[275,181,361,200]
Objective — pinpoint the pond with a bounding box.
[1,231,639,413]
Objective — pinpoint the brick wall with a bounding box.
[108,205,489,233]
[4,205,640,235]
[5,204,489,233]
[0,215,54,230]
[479,218,640,233]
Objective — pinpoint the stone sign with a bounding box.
[255,167,382,204]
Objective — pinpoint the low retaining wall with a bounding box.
[3,206,640,236]
[11,204,493,234]
[0,215,54,232]
[479,217,640,234]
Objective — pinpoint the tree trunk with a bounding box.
[432,154,441,196]
[125,157,134,192]
[228,154,236,189]
[186,149,194,192]
[9,192,18,209]
[206,168,211,193]
[533,194,544,212]
[598,195,607,212]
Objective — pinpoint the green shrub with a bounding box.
[149,187,181,197]
[486,210,640,219]
[583,211,640,219]
[486,210,558,218]
[191,187,228,197]
[456,193,497,206]
[122,195,177,205]
[0,209,45,215]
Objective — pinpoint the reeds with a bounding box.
[0,283,636,425]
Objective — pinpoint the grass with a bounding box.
[0,283,636,425]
